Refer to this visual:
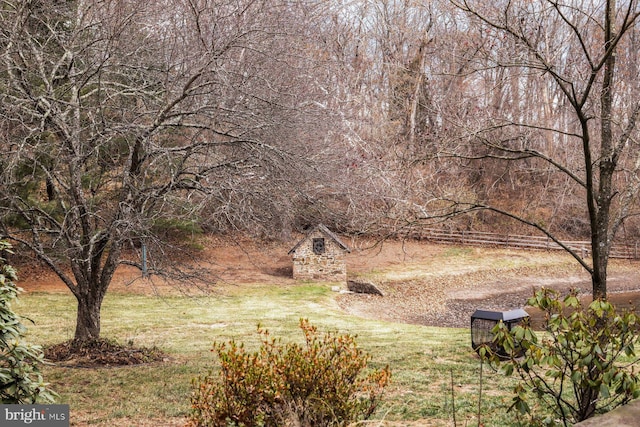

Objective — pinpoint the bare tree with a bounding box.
[433,0,640,299]
[0,0,332,342]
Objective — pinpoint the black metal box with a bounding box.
[471,308,529,356]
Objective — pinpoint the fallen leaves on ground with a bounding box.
[44,338,166,368]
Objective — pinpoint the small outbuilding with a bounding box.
[288,224,351,283]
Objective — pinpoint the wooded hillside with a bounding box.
[2,1,639,242]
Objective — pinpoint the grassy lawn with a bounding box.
[17,281,525,427]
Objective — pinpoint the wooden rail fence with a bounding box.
[413,228,640,260]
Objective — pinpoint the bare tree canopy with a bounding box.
[0,0,335,341]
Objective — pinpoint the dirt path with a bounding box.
[16,237,640,328]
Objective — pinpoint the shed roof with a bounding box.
[288,224,351,254]
[471,308,529,321]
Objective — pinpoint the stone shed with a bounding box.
[288,224,350,282]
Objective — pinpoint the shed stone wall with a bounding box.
[291,229,347,282]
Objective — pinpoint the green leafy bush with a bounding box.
[0,241,56,403]
[187,319,391,427]
[482,288,640,426]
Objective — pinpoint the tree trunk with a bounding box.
[591,238,608,300]
[590,0,617,301]
[73,291,105,342]
[407,39,429,146]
